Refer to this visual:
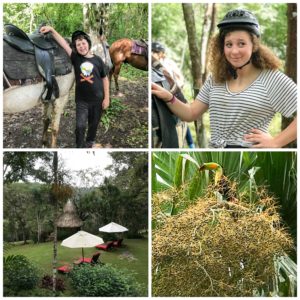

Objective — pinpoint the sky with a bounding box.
[59,150,114,187]
[59,150,113,171]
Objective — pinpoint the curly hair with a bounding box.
[207,30,282,83]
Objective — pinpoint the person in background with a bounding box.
[152,41,196,148]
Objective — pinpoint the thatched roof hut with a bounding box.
[57,199,83,228]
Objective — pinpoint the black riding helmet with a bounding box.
[152,41,165,53]
[217,9,260,37]
[71,30,92,49]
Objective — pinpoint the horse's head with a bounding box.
[152,56,179,95]
[91,33,113,73]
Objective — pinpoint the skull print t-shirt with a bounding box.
[71,52,107,103]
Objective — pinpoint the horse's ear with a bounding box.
[99,27,103,36]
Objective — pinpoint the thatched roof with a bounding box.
[57,199,83,228]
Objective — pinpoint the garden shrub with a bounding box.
[4,255,39,292]
[8,288,55,297]
[70,264,142,296]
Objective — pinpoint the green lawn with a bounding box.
[4,238,148,296]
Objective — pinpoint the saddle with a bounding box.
[3,24,71,101]
[132,39,148,60]
[152,67,179,148]
[152,59,188,148]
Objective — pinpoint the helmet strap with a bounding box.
[230,59,251,79]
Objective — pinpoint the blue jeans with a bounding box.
[75,100,102,148]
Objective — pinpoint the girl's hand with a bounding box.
[102,98,110,110]
[151,82,173,102]
[244,129,279,148]
[39,26,53,34]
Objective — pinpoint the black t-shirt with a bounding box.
[71,52,107,103]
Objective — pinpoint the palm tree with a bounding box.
[152,151,297,296]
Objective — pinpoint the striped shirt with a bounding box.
[196,69,297,148]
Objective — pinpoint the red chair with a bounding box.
[112,238,123,247]
[95,241,114,251]
[57,264,72,274]
[74,252,101,265]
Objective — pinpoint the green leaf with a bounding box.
[188,169,207,201]
[174,155,183,188]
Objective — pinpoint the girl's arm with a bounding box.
[151,82,208,122]
[244,116,297,148]
[102,77,110,110]
[40,26,72,57]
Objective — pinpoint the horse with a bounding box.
[152,56,188,148]
[4,73,75,148]
[3,25,110,148]
[109,38,148,95]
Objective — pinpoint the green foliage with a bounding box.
[4,183,53,243]
[4,255,39,293]
[108,4,148,42]
[4,287,58,297]
[3,3,83,35]
[70,264,142,296]
[254,152,297,243]
[152,151,297,242]
[101,98,127,132]
[3,152,53,183]
[4,3,147,40]
[120,63,148,79]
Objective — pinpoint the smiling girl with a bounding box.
[151,9,297,148]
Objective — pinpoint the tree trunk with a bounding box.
[182,4,202,92]
[52,152,58,296]
[37,214,41,244]
[201,4,217,83]
[83,4,110,45]
[283,3,297,147]
[182,4,209,147]
[285,3,297,83]
[83,4,111,65]
[182,4,203,147]
[22,228,27,244]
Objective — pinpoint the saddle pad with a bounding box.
[134,39,147,48]
[4,40,72,81]
[131,40,147,56]
[4,41,38,80]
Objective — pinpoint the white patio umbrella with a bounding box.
[61,230,104,259]
[99,222,128,233]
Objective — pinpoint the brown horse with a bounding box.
[109,38,148,94]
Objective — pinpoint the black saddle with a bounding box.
[152,67,179,148]
[4,24,62,101]
[152,60,188,148]
[4,24,57,53]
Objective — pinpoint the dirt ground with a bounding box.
[3,77,148,148]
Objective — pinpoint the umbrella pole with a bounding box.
[82,248,84,260]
